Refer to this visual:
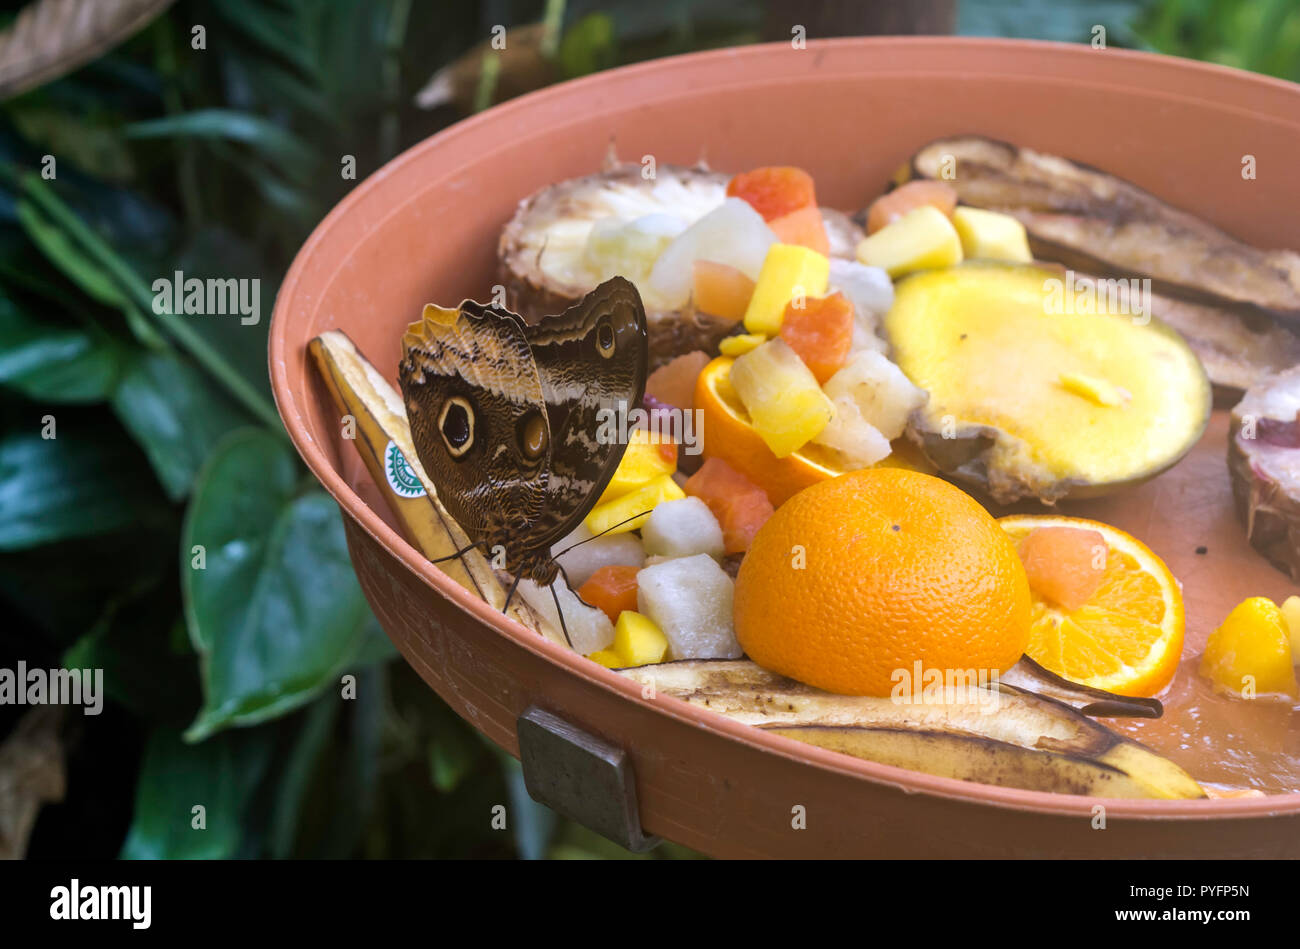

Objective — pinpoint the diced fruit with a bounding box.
[822,349,927,441]
[1017,527,1107,612]
[683,457,774,554]
[587,649,621,668]
[647,198,778,311]
[611,610,670,666]
[1199,597,1298,698]
[729,338,835,457]
[551,524,645,588]
[718,333,765,357]
[865,180,958,234]
[768,206,830,255]
[585,473,685,535]
[811,395,891,468]
[517,577,614,654]
[637,553,742,659]
[641,496,725,560]
[828,258,894,318]
[778,292,854,384]
[578,564,641,622]
[646,351,709,410]
[1282,596,1300,662]
[692,260,755,322]
[856,205,963,278]
[726,166,817,221]
[950,206,1032,263]
[1060,371,1128,408]
[583,214,687,287]
[597,428,678,504]
[742,243,831,336]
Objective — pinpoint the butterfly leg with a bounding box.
[429,538,489,565]
[549,581,575,650]
[556,563,598,612]
[501,571,523,614]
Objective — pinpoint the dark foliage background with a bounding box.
[0,0,1293,859]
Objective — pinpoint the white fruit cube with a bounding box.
[516,577,613,655]
[641,497,725,560]
[813,395,892,468]
[636,554,741,659]
[550,523,645,588]
[647,198,778,311]
[822,349,927,441]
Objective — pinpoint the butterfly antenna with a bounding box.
[430,538,488,565]
[549,582,575,650]
[552,510,656,559]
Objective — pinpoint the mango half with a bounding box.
[883,262,1210,503]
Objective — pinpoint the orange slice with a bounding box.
[694,356,929,506]
[999,514,1184,697]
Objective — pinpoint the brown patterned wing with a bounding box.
[398,302,550,546]
[523,276,648,549]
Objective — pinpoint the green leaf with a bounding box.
[121,726,276,860]
[0,425,156,551]
[267,696,339,858]
[124,109,316,182]
[182,429,377,739]
[0,291,124,403]
[110,349,251,501]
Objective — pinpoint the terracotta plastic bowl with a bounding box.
[270,37,1300,858]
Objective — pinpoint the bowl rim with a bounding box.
[270,35,1300,820]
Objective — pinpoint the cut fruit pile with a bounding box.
[999,515,1185,698]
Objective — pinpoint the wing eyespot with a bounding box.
[596,320,616,358]
[438,396,474,457]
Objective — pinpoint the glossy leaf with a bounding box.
[0,291,124,403]
[120,726,276,860]
[110,349,250,500]
[182,429,377,739]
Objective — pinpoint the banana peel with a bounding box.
[308,330,563,644]
[618,660,1203,799]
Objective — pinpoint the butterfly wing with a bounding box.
[523,276,648,548]
[398,302,550,541]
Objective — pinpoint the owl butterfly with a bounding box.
[398,276,649,642]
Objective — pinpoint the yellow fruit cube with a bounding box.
[587,649,622,668]
[950,206,1033,263]
[585,473,684,536]
[1059,372,1128,408]
[1199,597,1298,698]
[729,338,835,457]
[612,610,669,666]
[855,205,963,278]
[1282,596,1300,662]
[595,429,677,505]
[718,333,766,357]
[742,243,830,336]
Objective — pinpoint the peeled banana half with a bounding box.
[309,330,1201,800]
[617,660,1203,800]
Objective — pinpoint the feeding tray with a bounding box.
[269,37,1300,858]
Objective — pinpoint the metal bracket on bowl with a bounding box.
[517,706,660,853]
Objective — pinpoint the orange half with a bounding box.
[1000,514,1184,697]
[694,356,929,506]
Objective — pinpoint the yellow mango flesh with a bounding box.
[1200,597,1298,698]
[856,205,963,278]
[718,333,766,357]
[596,429,676,505]
[729,338,834,458]
[612,610,669,666]
[585,473,684,535]
[742,243,830,336]
[884,263,1210,490]
[951,206,1032,263]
